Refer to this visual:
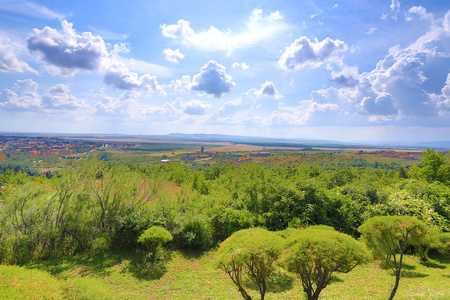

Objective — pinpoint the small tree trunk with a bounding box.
[238,287,252,300]
[388,252,404,300]
[260,280,266,300]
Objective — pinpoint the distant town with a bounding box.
[0,135,104,161]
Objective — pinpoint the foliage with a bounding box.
[358,216,432,300]
[216,228,284,300]
[138,226,172,263]
[436,232,450,262]
[281,226,370,300]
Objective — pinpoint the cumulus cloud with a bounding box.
[104,62,165,94]
[161,9,288,54]
[0,79,85,111]
[360,92,397,115]
[183,99,209,115]
[406,6,433,22]
[232,62,249,70]
[330,66,359,87]
[27,20,108,76]
[163,48,185,63]
[269,100,340,126]
[0,37,36,73]
[42,84,86,110]
[362,49,436,117]
[208,96,255,124]
[0,79,40,109]
[246,81,282,99]
[278,36,347,71]
[95,90,139,116]
[191,61,235,98]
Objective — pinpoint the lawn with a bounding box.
[0,250,448,299]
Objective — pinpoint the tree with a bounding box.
[281,226,370,300]
[358,216,432,300]
[216,228,284,300]
[138,226,172,263]
[436,232,450,262]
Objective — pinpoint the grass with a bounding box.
[0,250,446,299]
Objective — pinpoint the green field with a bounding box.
[0,250,448,299]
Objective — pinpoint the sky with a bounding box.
[0,0,449,144]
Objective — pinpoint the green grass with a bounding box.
[0,250,448,299]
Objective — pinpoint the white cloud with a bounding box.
[117,57,174,78]
[27,20,108,76]
[0,79,40,109]
[183,99,209,115]
[191,60,235,98]
[366,27,378,35]
[406,6,433,22]
[246,81,282,99]
[208,96,255,124]
[362,49,436,117]
[278,36,347,71]
[269,100,340,126]
[42,84,86,110]
[161,9,289,54]
[163,48,185,63]
[0,36,36,73]
[0,0,66,20]
[360,91,397,116]
[390,0,400,19]
[95,91,139,116]
[104,61,165,94]
[232,62,249,70]
[168,75,191,94]
[330,66,359,87]
[0,79,85,111]
[88,26,129,41]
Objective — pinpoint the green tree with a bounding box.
[216,228,284,300]
[138,226,172,263]
[436,232,450,262]
[281,226,370,300]
[358,216,432,300]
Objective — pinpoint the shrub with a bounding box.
[359,216,432,300]
[176,217,214,250]
[281,226,370,300]
[216,228,284,300]
[138,226,173,263]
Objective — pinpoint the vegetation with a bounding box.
[216,228,284,300]
[0,143,449,299]
[358,216,433,300]
[138,226,173,264]
[281,226,371,300]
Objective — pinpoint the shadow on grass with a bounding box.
[400,270,429,278]
[24,250,170,281]
[243,269,295,294]
[123,256,167,280]
[420,261,447,269]
[266,269,295,293]
[328,275,344,284]
[178,248,207,260]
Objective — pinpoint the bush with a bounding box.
[216,228,284,300]
[138,226,172,263]
[281,226,370,300]
[359,216,432,300]
[175,217,214,250]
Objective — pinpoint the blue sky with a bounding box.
[0,0,449,143]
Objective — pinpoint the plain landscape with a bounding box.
[0,132,449,299]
